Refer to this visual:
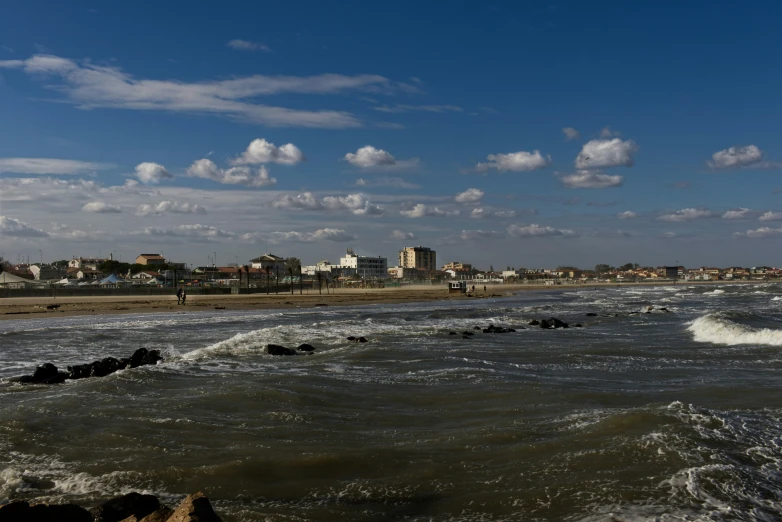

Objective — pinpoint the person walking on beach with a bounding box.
[181,289,187,305]
[176,287,183,305]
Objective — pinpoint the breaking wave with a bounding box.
[688,312,782,346]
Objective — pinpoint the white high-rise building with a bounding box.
[340,248,387,279]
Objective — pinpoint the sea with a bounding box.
[1,283,781,521]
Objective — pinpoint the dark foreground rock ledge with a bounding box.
[0,491,221,522]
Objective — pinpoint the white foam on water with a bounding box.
[772,296,782,301]
[703,289,725,296]
[687,314,782,346]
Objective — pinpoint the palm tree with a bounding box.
[244,265,251,290]
[237,266,243,290]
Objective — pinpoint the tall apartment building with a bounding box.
[398,246,436,272]
[340,248,387,279]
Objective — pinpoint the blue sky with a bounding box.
[0,1,780,269]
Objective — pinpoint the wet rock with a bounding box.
[482,325,516,333]
[166,491,221,522]
[358,337,368,343]
[461,331,474,336]
[548,317,569,329]
[91,357,123,377]
[528,320,540,326]
[473,326,481,330]
[266,344,297,356]
[0,501,92,522]
[120,507,174,522]
[574,323,583,328]
[346,336,356,341]
[448,331,458,335]
[297,343,315,352]
[67,363,93,380]
[585,312,598,317]
[539,320,551,329]
[90,492,162,522]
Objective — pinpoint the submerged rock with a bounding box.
[585,312,598,317]
[297,343,316,352]
[528,320,540,326]
[548,317,569,329]
[266,344,297,356]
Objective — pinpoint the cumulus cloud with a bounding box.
[708,145,763,169]
[134,162,172,184]
[561,171,623,188]
[470,208,517,219]
[657,208,715,222]
[227,39,271,52]
[0,157,107,175]
[400,204,459,218]
[562,127,580,140]
[390,230,415,240]
[735,226,782,239]
[507,223,576,237]
[355,176,420,189]
[245,228,357,243]
[759,211,782,221]
[455,188,484,203]
[461,229,503,241]
[231,138,304,165]
[272,192,383,215]
[599,126,620,138]
[81,201,122,213]
[617,211,637,219]
[271,192,323,211]
[0,54,416,128]
[373,104,462,113]
[344,146,396,168]
[477,150,550,173]
[722,208,751,220]
[135,201,207,216]
[575,138,638,169]
[141,224,235,240]
[187,159,276,187]
[0,216,49,237]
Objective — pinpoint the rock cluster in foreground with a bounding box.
[9,348,163,384]
[0,491,221,522]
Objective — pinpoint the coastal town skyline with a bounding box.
[1,2,781,267]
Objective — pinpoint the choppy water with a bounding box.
[1,284,781,521]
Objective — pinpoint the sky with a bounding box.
[0,1,780,270]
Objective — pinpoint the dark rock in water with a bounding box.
[90,492,162,522]
[297,343,315,352]
[130,348,149,368]
[91,357,122,377]
[346,336,356,341]
[462,331,474,336]
[358,337,368,343]
[32,363,58,381]
[539,320,551,329]
[448,331,457,335]
[473,326,481,330]
[0,500,92,522]
[629,311,640,315]
[549,317,569,329]
[134,507,173,522]
[585,312,598,317]
[166,491,221,522]
[659,307,669,313]
[266,344,297,356]
[67,363,93,380]
[574,323,583,328]
[529,320,540,326]
[483,325,516,334]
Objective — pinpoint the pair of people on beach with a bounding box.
[176,287,187,305]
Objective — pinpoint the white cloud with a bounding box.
[617,211,637,219]
[391,230,415,240]
[322,193,384,216]
[599,126,619,138]
[344,146,396,168]
[507,223,576,237]
[470,208,517,219]
[187,159,276,187]
[561,171,623,188]
[477,150,550,173]
[135,201,207,216]
[722,208,751,219]
[562,127,580,140]
[271,192,323,211]
[227,39,271,52]
[0,158,108,175]
[400,204,459,218]
[461,229,503,241]
[657,208,715,222]
[455,188,484,203]
[708,145,763,169]
[735,226,782,239]
[246,228,357,243]
[575,139,638,169]
[354,176,420,189]
[81,201,122,213]
[141,224,235,240]
[0,54,415,128]
[231,138,304,165]
[0,216,48,237]
[134,162,172,184]
[759,211,782,221]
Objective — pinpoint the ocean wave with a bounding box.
[687,313,782,346]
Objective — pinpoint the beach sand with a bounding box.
[0,280,746,321]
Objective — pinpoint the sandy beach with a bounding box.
[0,280,751,321]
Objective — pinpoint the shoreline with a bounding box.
[0,280,761,322]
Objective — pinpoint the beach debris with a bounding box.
[46,304,61,310]
[9,348,163,385]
